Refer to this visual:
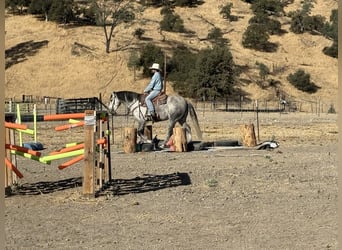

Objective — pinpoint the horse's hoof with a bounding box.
[160,143,170,149]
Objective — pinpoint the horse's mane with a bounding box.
[115,91,142,103]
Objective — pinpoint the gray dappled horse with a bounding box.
[108,91,202,146]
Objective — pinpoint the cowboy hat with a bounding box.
[149,63,161,71]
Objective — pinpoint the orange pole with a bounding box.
[4,122,27,130]
[49,143,85,155]
[97,138,107,145]
[55,121,85,131]
[5,144,42,157]
[5,158,24,178]
[49,138,107,155]
[58,155,84,170]
[43,113,85,121]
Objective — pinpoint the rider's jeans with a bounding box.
[145,90,160,113]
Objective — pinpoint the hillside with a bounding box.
[4,0,338,110]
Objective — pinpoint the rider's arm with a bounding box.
[144,74,157,93]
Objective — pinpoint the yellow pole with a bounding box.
[33,104,37,142]
[16,104,22,146]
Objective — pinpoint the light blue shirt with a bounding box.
[144,71,163,92]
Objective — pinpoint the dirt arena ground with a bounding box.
[5,112,337,249]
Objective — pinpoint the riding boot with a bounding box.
[145,111,155,121]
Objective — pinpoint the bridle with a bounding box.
[112,92,145,118]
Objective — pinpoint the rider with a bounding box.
[144,63,163,120]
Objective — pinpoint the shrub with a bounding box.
[219,3,234,21]
[242,24,271,51]
[287,69,319,93]
[207,27,229,45]
[256,61,270,80]
[327,104,336,114]
[133,28,145,39]
[249,13,282,35]
[323,41,338,58]
[251,0,284,16]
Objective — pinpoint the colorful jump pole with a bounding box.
[6,144,41,157]
[58,155,84,170]
[10,150,51,164]
[44,113,85,121]
[5,158,24,178]
[16,103,23,146]
[5,122,27,130]
[40,149,84,163]
[33,104,37,142]
[54,121,85,131]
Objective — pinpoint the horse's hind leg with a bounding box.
[182,122,192,142]
[163,120,177,146]
[178,119,192,143]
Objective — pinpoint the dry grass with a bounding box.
[5,0,338,109]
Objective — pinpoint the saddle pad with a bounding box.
[141,92,167,107]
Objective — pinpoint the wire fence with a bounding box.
[4,94,337,148]
[4,94,337,116]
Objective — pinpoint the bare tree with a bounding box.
[93,0,136,53]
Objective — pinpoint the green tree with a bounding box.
[322,9,338,58]
[302,14,325,34]
[5,0,31,15]
[249,13,282,35]
[207,27,229,45]
[168,46,197,97]
[48,0,74,24]
[242,24,270,51]
[323,9,338,41]
[168,45,238,99]
[251,0,284,16]
[139,0,200,7]
[194,45,237,100]
[288,0,325,34]
[160,11,185,33]
[28,0,53,21]
[137,43,164,77]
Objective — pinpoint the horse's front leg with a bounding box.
[137,121,147,143]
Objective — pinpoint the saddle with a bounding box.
[140,92,168,107]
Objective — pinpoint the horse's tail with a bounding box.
[187,102,202,140]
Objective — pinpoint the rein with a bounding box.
[126,98,145,119]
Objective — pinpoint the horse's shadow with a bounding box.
[7,172,191,197]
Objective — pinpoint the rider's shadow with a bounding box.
[99,172,191,196]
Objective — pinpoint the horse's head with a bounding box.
[108,92,121,115]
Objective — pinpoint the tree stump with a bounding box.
[173,127,187,152]
[240,124,257,147]
[123,127,137,153]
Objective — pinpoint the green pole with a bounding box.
[40,149,84,162]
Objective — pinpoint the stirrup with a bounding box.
[145,114,153,121]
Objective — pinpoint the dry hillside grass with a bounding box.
[4,0,338,109]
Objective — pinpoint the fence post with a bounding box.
[83,110,96,197]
